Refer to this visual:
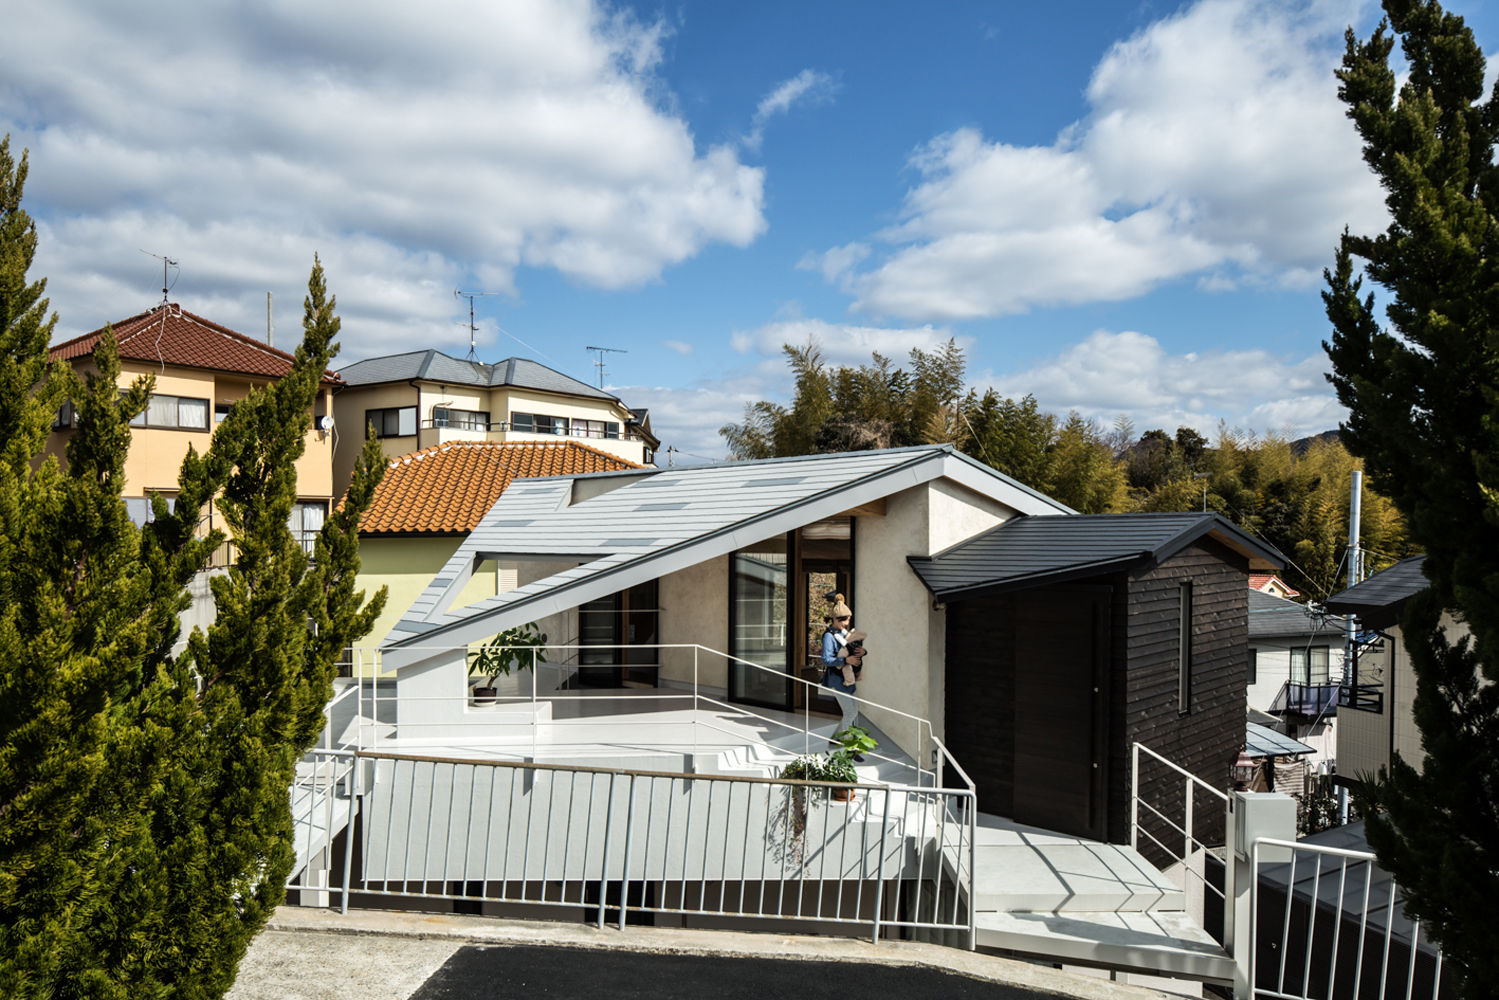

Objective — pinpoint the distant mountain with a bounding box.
[1291,430,1341,456]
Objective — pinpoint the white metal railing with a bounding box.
[1131,742,1230,909]
[1250,838,1445,1000]
[340,643,955,792]
[285,748,976,946]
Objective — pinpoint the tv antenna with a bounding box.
[454,289,500,362]
[140,249,179,304]
[585,345,627,388]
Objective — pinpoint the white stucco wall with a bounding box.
[658,555,730,692]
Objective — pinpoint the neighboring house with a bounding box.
[355,439,640,647]
[906,513,1284,843]
[331,349,658,496]
[47,302,340,557]
[1246,589,1346,781]
[1324,555,1462,786]
[1249,572,1299,599]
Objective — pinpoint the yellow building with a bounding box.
[47,302,340,553]
[331,350,658,498]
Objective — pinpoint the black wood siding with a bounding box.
[1118,539,1248,852]
[944,537,1250,852]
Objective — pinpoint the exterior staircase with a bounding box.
[971,814,1232,985]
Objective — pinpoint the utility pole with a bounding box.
[585,346,627,389]
[455,290,500,362]
[1339,469,1365,826]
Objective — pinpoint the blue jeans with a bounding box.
[823,668,859,731]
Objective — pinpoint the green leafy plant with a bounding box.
[832,725,878,757]
[469,622,548,689]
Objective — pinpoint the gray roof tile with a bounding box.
[1247,589,1344,639]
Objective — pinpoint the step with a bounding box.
[973,833,1183,912]
[975,908,1233,985]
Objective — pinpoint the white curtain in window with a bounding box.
[397,407,417,436]
[177,397,207,429]
[148,394,177,427]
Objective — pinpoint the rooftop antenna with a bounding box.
[585,345,627,388]
[139,249,179,305]
[454,289,500,362]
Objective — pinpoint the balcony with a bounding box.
[1337,681,1384,713]
[420,417,648,444]
[1269,681,1341,718]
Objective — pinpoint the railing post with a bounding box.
[597,772,615,929]
[871,781,892,943]
[618,773,637,931]
[531,646,538,763]
[341,749,359,915]
[1184,776,1194,863]
[1130,743,1140,851]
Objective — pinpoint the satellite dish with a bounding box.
[318,415,335,431]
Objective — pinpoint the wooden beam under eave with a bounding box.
[841,499,886,517]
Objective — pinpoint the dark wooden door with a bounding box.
[1011,590,1109,840]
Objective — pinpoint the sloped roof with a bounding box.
[1248,589,1343,640]
[337,349,615,401]
[361,440,641,536]
[1324,555,1428,629]
[1244,721,1317,758]
[907,512,1285,601]
[1249,572,1299,597]
[50,303,341,385]
[383,445,1074,657]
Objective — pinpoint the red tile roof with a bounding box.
[50,303,341,385]
[1249,573,1299,597]
[360,440,640,535]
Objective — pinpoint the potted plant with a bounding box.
[469,623,548,704]
[831,725,878,764]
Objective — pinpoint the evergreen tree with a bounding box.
[0,138,386,998]
[1323,2,1499,992]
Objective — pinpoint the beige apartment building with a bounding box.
[47,302,340,555]
[330,350,657,496]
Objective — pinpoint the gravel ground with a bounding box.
[227,930,460,1000]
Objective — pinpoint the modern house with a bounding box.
[1246,589,1345,785]
[286,445,1314,989]
[47,302,340,557]
[331,349,658,496]
[1248,573,1299,599]
[355,439,640,646]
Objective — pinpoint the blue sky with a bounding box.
[4,0,1495,460]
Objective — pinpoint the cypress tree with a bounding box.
[1323,2,1499,994]
[0,136,387,996]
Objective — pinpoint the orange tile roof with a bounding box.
[1249,572,1299,597]
[50,303,341,385]
[359,440,641,535]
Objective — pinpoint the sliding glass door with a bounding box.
[729,535,791,708]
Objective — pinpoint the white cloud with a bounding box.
[661,339,694,355]
[743,69,835,151]
[615,370,783,461]
[826,0,1385,321]
[6,0,767,347]
[980,329,1343,439]
[729,317,966,366]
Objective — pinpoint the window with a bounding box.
[124,494,178,527]
[1290,646,1330,685]
[52,401,75,429]
[366,406,417,438]
[431,407,489,430]
[577,580,660,686]
[215,402,234,423]
[288,501,326,555]
[1247,648,1257,685]
[569,419,621,440]
[1178,582,1192,714]
[129,393,209,430]
[510,412,569,435]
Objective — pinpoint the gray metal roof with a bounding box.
[383,445,1074,661]
[907,512,1285,601]
[1324,555,1427,628]
[1248,589,1344,639]
[1244,721,1317,758]
[337,349,617,401]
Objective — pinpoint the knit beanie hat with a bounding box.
[830,593,853,620]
